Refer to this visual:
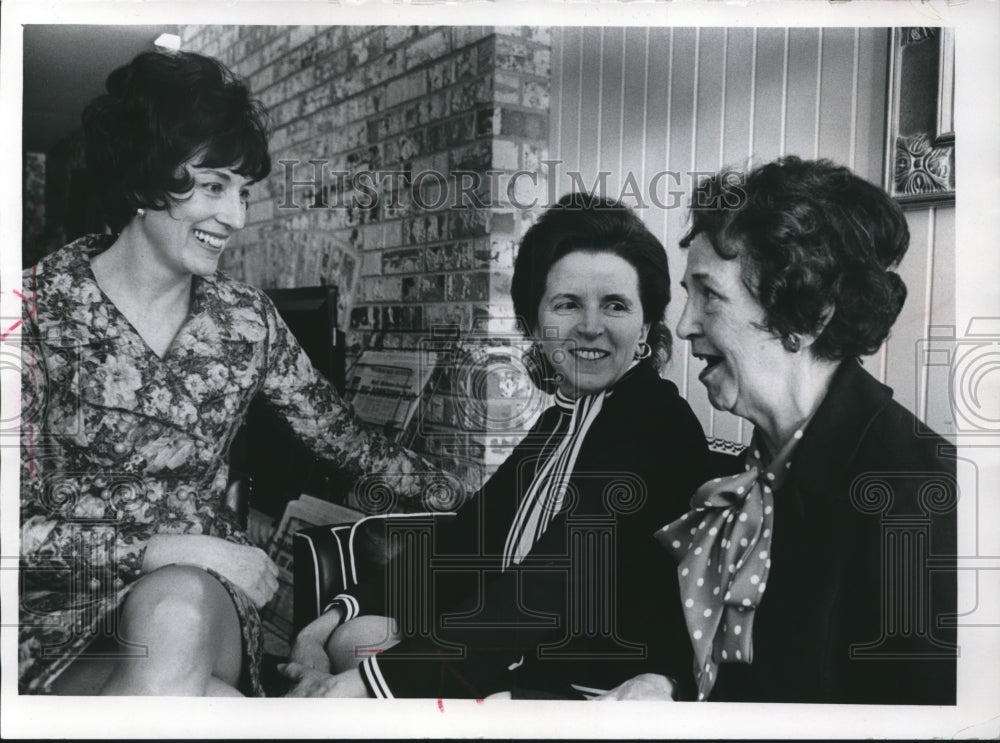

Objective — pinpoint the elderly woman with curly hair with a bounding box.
[281,194,711,700]
[19,50,438,697]
[609,157,957,704]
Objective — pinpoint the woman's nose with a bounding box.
[218,191,247,230]
[676,297,698,340]
[576,306,603,336]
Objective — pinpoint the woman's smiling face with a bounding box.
[676,234,792,425]
[536,250,649,398]
[139,163,253,277]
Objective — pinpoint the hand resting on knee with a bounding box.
[284,614,401,697]
[143,534,280,608]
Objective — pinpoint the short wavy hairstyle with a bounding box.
[681,156,909,361]
[511,192,673,387]
[82,50,271,232]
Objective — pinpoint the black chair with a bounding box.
[292,512,456,638]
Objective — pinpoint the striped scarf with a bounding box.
[501,388,606,570]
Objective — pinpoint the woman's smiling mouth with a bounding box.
[694,352,724,381]
[193,229,227,250]
[572,348,611,361]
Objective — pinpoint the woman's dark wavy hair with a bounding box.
[82,50,271,232]
[511,193,673,391]
[681,156,909,361]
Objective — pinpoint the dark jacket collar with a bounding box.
[599,361,662,415]
[786,358,894,506]
[610,360,659,394]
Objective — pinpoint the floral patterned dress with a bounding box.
[19,235,436,694]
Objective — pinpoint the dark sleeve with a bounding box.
[644,386,714,521]
[611,389,709,699]
[323,510,470,624]
[352,424,553,698]
[358,539,587,698]
[361,387,710,698]
[325,430,533,627]
[840,427,958,705]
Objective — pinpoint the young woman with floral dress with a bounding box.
[19,50,441,696]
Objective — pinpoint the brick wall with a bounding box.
[179,25,554,487]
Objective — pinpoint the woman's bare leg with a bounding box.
[204,677,245,696]
[99,565,244,695]
[326,615,401,673]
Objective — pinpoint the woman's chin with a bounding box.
[705,390,738,416]
[188,258,222,277]
[561,371,619,397]
[699,377,732,411]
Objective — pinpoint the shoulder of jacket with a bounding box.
[860,396,954,471]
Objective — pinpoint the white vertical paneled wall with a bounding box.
[549,27,954,446]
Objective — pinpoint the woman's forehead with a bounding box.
[684,234,725,272]
[546,251,641,291]
[186,162,256,187]
[683,235,744,286]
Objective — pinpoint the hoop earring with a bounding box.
[634,341,652,361]
[524,342,554,392]
[136,208,146,218]
[781,334,801,353]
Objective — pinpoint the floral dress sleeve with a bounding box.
[254,296,458,513]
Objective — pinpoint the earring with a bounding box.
[136,208,146,218]
[524,342,558,393]
[634,341,652,361]
[782,334,801,353]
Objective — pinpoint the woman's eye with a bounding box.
[553,301,577,312]
[606,301,628,313]
[204,182,225,195]
[240,189,252,202]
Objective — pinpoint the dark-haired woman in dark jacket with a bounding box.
[282,195,711,699]
[613,157,956,704]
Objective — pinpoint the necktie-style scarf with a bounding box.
[501,389,606,570]
[656,424,807,700]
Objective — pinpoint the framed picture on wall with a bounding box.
[884,26,956,207]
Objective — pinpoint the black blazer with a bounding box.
[709,359,957,704]
[337,363,711,698]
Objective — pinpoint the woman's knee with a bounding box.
[104,565,242,693]
[119,564,228,638]
[327,615,400,672]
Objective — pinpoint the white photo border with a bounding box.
[2,0,998,738]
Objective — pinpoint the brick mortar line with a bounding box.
[266,70,493,140]
[251,34,490,114]
[269,127,497,170]
[232,34,292,80]
[270,104,547,159]
[250,41,548,132]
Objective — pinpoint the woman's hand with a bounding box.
[288,608,345,673]
[289,637,331,674]
[594,673,677,701]
[280,665,371,698]
[246,509,277,548]
[143,534,280,608]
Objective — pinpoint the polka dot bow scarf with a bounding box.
[655,425,807,701]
